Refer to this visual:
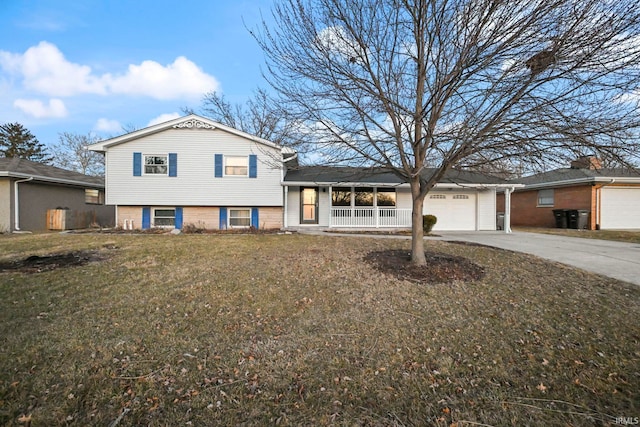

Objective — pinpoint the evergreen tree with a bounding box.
[0,122,52,163]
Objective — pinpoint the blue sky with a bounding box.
[0,0,274,148]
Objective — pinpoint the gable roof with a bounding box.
[88,114,283,152]
[518,167,640,189]
[0,157,104,187]
[283,166,514,187]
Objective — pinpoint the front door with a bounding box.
[301,187,319,224]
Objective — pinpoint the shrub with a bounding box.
[423,214,437,233]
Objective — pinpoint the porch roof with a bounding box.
[283,166,514,188]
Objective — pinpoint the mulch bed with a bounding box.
[364,249,485,284]
[0,250,107,273]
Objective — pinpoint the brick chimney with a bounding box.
[570,156,602,170]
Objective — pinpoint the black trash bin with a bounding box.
[569,209,589,230]
[568,209,589,229]
[552,209,568,228]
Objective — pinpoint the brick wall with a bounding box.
[498,184,595,229]
[117,206,283,230]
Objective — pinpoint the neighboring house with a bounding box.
[0,157,114,233]
[284,166,519,231]
[89,114,520,232]
[497,156,640,230]
[88,115,288,230]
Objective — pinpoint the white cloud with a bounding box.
[109,57,219,100]
[147,112,181,127]
[0,41,106,96]
[13,98,68,118]
[0,41,219,100]
[94,118,122,133]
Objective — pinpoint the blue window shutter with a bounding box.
[133,152,142,176]
[175,207,183,229]
[142,207,151,229]
[249,154,257,178]
[251,208,259,228]
[219,207,227,229]
[214,154,223,178]
[169,153,177,177]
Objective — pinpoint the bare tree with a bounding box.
[254,0,640,264]
[51,132,104,176]
[195,88,297,146]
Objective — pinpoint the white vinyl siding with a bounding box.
[105,128,283,206]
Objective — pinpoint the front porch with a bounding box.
[330,207,412,228]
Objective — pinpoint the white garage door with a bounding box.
[424,192,476,231]
[601,187,640,229]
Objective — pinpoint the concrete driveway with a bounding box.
[430,231,640,286]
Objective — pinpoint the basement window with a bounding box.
[154,209,175,227]
[229,209,251,227]
[537,189,555,207]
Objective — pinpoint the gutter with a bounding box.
[1,171,104,188]
[13,177,33,231]
[520,176,640,191]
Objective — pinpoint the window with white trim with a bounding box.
[154,209,175,226]
[376,188,396,207]
[430,194,446,199]
[453,194,470,199]
[225,156,248,176]
[229,209,251,227]
[145,155,168,175]
[537,189,554,207]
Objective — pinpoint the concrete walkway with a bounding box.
[429,231,640,286]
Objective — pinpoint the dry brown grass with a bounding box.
[516,227,640,244]
[0,233,638,426]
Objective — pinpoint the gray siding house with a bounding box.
[0,158,114,233]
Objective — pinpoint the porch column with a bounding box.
[504,187,513,233]
[283,186,288,228]
[328,185,332,227]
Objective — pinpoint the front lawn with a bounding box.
[0,233,638,426]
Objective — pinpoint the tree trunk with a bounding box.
[410,177,427,265]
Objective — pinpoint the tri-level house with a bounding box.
[90,114,518,232]
[88,114,289,230]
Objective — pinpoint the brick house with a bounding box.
[497,157,640,230]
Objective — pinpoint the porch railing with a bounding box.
[330,207,412,228]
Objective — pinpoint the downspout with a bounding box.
[504,186,514,234]
[14,177,33,231]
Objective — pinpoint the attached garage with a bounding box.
[600,187,640,229]
[424,192,477,231]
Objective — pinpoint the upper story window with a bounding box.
[145,155,168,175]
[538,189,555,207]
[225,156,248,176]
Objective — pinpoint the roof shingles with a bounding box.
[0,158,104,187]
